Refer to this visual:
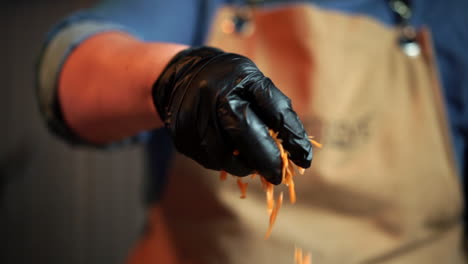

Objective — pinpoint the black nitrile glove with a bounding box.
[152,47,312,185]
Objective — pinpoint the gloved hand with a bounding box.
[152,47,312,185]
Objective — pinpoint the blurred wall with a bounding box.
[1,1,147,263]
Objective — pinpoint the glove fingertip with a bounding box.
[287,135,313,167]
[259,167,282,185]
[263,175,282,185]
[293,156,312,169]
[223,155,254,177]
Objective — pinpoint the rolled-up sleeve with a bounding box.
[37,13,141,147]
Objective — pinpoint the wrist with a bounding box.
[152,46,224,126]
[122,40,188,133]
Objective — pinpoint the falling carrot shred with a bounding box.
[266,183,275,213]
[264,191,283,239]
[288,180,296,204]
[219,130,320,263]
[295,247,303,264]
[295,247,312,264]
[303,253,312,264]
[237,178,248,199]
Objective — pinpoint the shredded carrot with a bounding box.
[308,135,322,148]
[266,183,275,213]
[220,170,228,181]
[310,139,322,149]
[269,129,296,205]
[264,191,283,239]
[218,129,320,264]
[288,180,296,204]
[288,160,295,175]
[295,247,303,264]
[295,247,312,264]
[302,253,312,264]
[237,178,248,199]
[285,159,295,185]
[260,176,270,191]
[297,166,306,175]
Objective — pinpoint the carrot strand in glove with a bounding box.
[308,136,323,149]
[222,129,320,237]
[220,170,228,181]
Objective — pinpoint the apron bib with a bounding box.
[129,4,465,264]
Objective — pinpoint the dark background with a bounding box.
[1,1,148,263]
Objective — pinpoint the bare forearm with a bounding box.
[58,32,187,144]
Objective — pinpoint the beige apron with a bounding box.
[127,4,465,264]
